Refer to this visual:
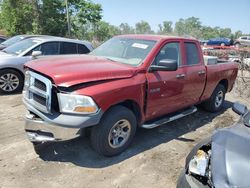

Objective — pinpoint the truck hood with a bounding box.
[211,123,250,188]
[25,55,137,87]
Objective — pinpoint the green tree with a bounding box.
[135,20,154,34]
[38,0,67,36]
[0,0,37,35]
[70,0,102,25]
[218,28,232,38]
[108,24,121,36]
[174,17,202,38]
[119,23,134,34]
[201,26,220,39]
[158,21,173,34]
[0,0,102,37]
[93,21,120,42]
[39,0,102,37]
[234,30,243,39]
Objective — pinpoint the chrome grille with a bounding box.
[34,79,47,92]
[23,71,52,113]
[33,93,47,106]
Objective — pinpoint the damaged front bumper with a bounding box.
[24,100,103,142]
[25,112,81,142]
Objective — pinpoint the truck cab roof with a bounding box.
[116,34,197,42]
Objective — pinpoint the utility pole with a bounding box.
[65,0,71,37]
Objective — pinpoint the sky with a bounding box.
[92,0,250,33]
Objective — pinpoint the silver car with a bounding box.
[0,36,93,94]
[235,36,250,47]
[0,35,7,43]
[0,35,42,50]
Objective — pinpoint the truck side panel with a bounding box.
[73,73,147,123]
[200,62,238,102]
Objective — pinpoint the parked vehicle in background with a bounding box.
[0,35,7,43]
[177,102,250,188]
[199,39,208,46]
[234,36,250,47]
[0,36,93,94]
[244,58,250,67]
[0,35,42,50]
[205,37,233,46]
[23,34,238,156]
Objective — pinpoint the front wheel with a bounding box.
[202,84,226,112]
[90,106,137,157]
[0,69,23,94]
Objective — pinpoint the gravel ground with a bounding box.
[0,92,249,188]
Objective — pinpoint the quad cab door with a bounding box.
[145,40,206,120]
[181,41,206,107]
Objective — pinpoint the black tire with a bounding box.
[235,42,240,48]
[32,142,44,155]
[90,106,137,157]
[0,69,24,94]
[202,84,226,112]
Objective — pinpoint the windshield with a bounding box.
[3,38,40,55]
[90,37,157,66]
[1,35,24,47]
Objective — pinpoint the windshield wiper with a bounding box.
[105,57,118,62]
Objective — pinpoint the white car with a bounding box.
[234,36,250,47]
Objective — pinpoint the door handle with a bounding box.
[198,70,206,75]
[176,74,186,79]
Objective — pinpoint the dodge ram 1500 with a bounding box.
[23,35,238,156]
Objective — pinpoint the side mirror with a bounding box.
[31,51,42,59]
[150,59,178,72]
[232,102,248,115]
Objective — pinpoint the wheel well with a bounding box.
[112,100,142,124]
[218,79,228,91]
[0,68,24,80]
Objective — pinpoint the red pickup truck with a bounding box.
[23,35,238,156]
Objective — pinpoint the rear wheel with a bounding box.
[0,69,23,94]
[90,106,137,157]
[202,84,226,112]
[235,42,240,48]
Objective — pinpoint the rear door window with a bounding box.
[184,42,200,65]
[78,44,90,54]
[39,42,59,55]
[60,42,77,54]
[0,38,5,43]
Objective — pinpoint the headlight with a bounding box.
[188,150,209,176]
[24,70,30,87]
[23,71,30,98]
[57,93,99,114]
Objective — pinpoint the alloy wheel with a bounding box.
[0,73,20,92]
[108,119,131,149]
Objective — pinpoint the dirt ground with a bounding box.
[0,90,249,188]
